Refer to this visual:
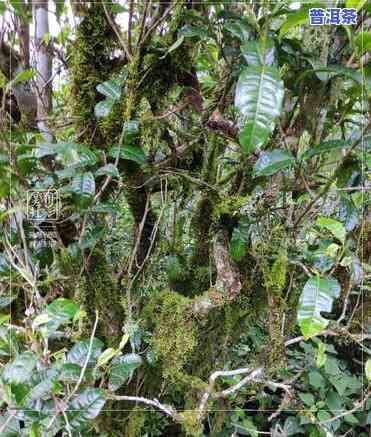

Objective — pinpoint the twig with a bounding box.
[102,1,132,62]
[107,394,179,420]
[128,0,134,54]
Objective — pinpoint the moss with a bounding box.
[147,290,198,382]
[68,3,120,145]
[179,411,203,437]
[215,194,250,220]
[125,408,146,437]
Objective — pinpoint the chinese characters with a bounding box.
[309,8,357,26]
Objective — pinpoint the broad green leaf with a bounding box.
[23,369,59,405]
[179,25,209,38]
[94,98,115,118]
[346,0,366,10]
[355,31,371,55]
[96,79,121,100]
[298,392,315,406]
[309,370,325,388]
[232,417,258,437]
[224,21,250,42]
[109,145,147,166]
[59,363,81,383]
[279,6,314,39]
[54,0,65,18]
[241,39,275,66]
[297,276,341,339]
[366,359,371,380]
[3,351,37,384]
[34,298,79,336]
[95,164,119,178]
[253,150,295,177]
[235,66,284,154]
[108,353,142,391]
[34,142,97,166]
[298,65,363,86]
[68,388,106,431]
[301,139,349,160]
[67,338,104,368]
[123,120,140,142]
[316,217,346,244]
[70,172,96,197]
[13,69,35,84]
[230,222,249,261]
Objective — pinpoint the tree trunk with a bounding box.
[33,0,53,141]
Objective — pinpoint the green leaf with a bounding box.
[297,276,341,340]
[68,388,106,431]
[67,338,104,368]
[70,172,96,197]
[3,352,37,384]
[34,298,79,336]
[60,363,81,383]
[96,80,121,100]
[123,120,140,142]
[298,65,363,86]
[95,164,119,178]
[241,39,275,66]
[366,359,371,380]
[13,69,35,84]
[108,353,142,391]
[309,370,326,389]
[224,21,250,42]
[253,150,295,177]
[230,222,249,261]
[279,6,314,39]
[94,98,115,118]
[109,145,147,166]
[235,66,284,154]
[23,369,59,404]
[301,139,349,160]
[232,417,258,436]
[355,31,371,55]
[298,392,315,406]
[346,0,367,10]
[316,217,346,244]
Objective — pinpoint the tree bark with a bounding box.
[33,0,53,141]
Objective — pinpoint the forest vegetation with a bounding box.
[0,0,370,436]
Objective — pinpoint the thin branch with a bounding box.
[128,0,134,54]
[107,394,179,420]
[102,1,132,62]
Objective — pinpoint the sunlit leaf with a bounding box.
[235,66,284,154]
[297,276,341,340]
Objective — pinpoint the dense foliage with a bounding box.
[0,0,370,436]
